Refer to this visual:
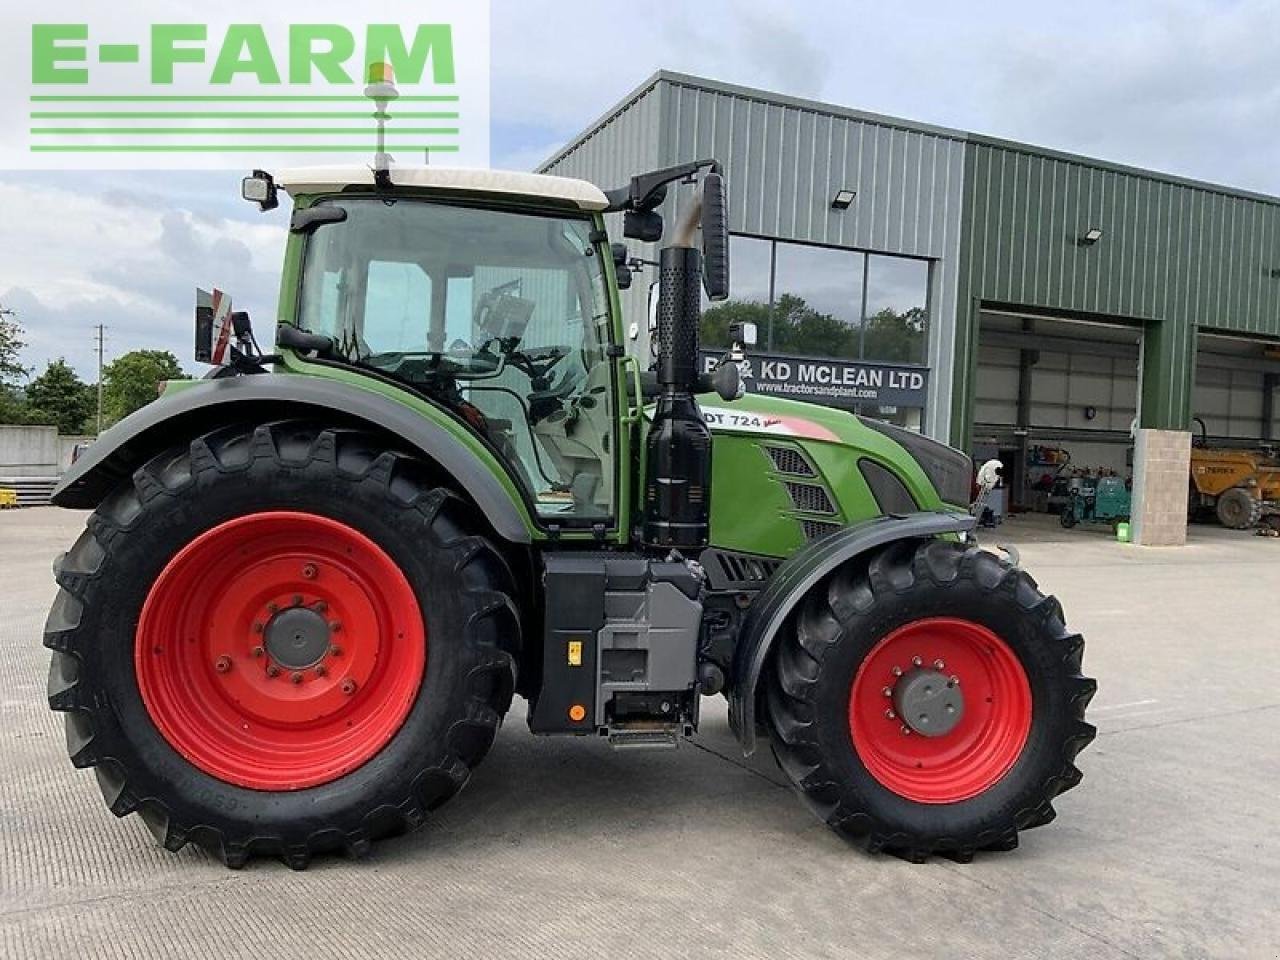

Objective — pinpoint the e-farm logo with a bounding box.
[3,1,490,170]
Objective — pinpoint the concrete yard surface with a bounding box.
[2,507,1278,959]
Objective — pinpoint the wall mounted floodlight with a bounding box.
[831,189,856,210]
[1079,227,1104,245]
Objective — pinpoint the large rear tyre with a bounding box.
[1216,487,1262,529]
[765,539,1095,862]
[45,422,519,869]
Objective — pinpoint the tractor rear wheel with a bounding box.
[765,539,1095,862]
[45,422,519,869]
[1216,487,1262,529]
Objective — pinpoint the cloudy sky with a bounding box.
[3,0,1279,380]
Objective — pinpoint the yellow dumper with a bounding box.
[1189,420,1280,528]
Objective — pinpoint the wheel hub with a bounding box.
[849,617,1033,803]
[892,668,964,737]
[134,511,426,791]
[264,606,331,669]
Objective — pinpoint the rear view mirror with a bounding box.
[700,172,730,300]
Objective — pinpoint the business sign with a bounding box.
[2,0,489,169]
[700,350,929,410]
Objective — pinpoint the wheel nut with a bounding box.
[292,594,303,607]
[885,708,896,720]
[266,603,279,614]
[302,563,318,580]
[214,655,232,674]
[341,679,357,695]
[882,686,893,697]
[313,601,328,614]
[329,621,342,633]
[252,622,264,634]
[290,671,303,685]
[891,666,903,677]
[315,664,327,678]
[251,645,265,658]
[329,644,343,657]
[912,656,923,667]
[900,725,912,736]
[933,659,945,670]
[266,664,280,678]
[949,675,960,686]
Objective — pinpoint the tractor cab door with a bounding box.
[296,197,620,528]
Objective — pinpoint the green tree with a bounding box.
[102,350,188,425]
[26,359,94,434]
[861,306,927,364]
[702,294,858,358]
[0,307,26,384]
[702,296,926,364]
[0,308,33,425]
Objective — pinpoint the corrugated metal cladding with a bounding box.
[954,138,1280,439]
[541,72,969,439]
[545,71,1280,446]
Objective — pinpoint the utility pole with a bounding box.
[94,324,105,435]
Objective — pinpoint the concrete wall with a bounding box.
[0,426,93,477]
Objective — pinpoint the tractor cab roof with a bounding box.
[275,166,609,211]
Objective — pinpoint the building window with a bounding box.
[864,254,929,365]
[702,237,929,366]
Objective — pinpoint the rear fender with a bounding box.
[52,374,535,544]
[727,511,977,754]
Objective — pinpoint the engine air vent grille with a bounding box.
[784,481,836,515]
[719,551,781,583]
[765,446,816,477]
[801,519,843,541]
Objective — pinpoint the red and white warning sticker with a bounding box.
[699,405,839,442]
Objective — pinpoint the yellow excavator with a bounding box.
[1188,418,1280,529]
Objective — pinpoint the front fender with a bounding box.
[53,374,535,544]
[727,511,976,755]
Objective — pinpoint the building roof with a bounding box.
[542,69,1280,208]
[275,166,609,210]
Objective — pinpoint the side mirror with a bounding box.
[709,357,743,402]
[700,172,730,300]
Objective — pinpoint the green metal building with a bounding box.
[543,71,1280,542]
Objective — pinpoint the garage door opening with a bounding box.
[971,308,1142,529]
[1189,332,1280,531]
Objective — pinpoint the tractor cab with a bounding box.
[276,167,623,523]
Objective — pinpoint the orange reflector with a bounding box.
[568,704,586,722]
[367,61,394,84]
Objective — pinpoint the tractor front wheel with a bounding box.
[765,539,1095,861]
[45,422,519,868]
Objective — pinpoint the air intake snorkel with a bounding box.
[636,165,730,548]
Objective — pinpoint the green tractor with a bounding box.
[45,152,1094,869]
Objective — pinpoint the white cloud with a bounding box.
[0,180,285,379]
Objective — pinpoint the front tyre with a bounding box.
[45,423,519,869]
[765,539,1095,862]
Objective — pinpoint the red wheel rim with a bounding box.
[135,511,425,791]
[848,618,1031,803]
